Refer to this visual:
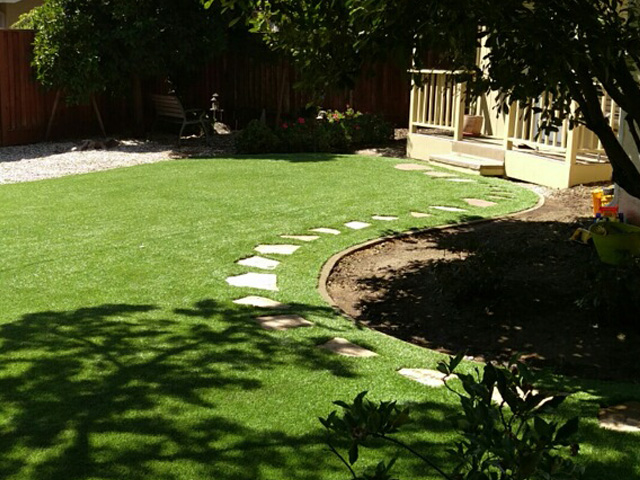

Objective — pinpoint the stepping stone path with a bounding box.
[281,235,319,242]
[464,198,498,208]
[226,273,278,291]
[344,221,371,230]
[310,227,341,235]
[424,171,457,178]
[319,337,377,357]
[255,314,314,331]
[237,256,280,270]
[233,296,287,309]
[431,206,468,213]
[255,244,300,255]
[447,178,477,183]
[598,402,640,433]
[394,163,433,171]
[411,211,432,218]
[398,368,448,387]
[228,181,505,365]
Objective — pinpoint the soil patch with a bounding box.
[327,185,640,383]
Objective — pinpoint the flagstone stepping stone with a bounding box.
[226,273,278,291]
[431,206,468,212]
[319,337,377,357]
[411,211,432,218]
[598,402,640,433]
[237,255,280,270]
[394,163,433,171]
[464,198,498,208]
[398,368,448,387]
[255,314,314,331]
[424,171,457,178]
[255,244,300,255]
[233,296,287,309]
[447,178,477,183]
[372,215,398,221]
[311,227,341,235]
[344,221,371,230]
[281,235,320,242]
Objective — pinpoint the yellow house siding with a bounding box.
[3,0,42,28]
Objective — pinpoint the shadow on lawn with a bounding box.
[229,153,342,162]
[0,301,635,479]
[0,300,373,480]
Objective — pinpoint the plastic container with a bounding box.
[589,222,640,265]
[591,187,615,215]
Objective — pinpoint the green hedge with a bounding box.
[235,108,393,154]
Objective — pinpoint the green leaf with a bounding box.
[555,417,579,443]
[348,443,359,465]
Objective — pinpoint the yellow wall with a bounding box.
[407,133,454,161]
[3,0,42,28]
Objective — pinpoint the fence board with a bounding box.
[1,29,412,147]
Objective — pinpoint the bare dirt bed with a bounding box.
[327,185,640,383]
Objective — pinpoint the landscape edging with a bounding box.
[317,191,546,311]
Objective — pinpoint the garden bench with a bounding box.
[150,94,210,145]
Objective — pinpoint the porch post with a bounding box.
[565,105,580,185]
[503,102,516,150]
[453,82,466,141]
[408,73,417,134]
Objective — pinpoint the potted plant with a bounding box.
[463,95,484,136]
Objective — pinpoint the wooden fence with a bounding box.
[0,29,411,147]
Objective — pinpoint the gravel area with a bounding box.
[0,134,236,185]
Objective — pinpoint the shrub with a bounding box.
[320,354,582,480]
[325,107,394,147]
[234,107,393,154]
[235,120,282,154]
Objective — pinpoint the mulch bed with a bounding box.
[327,185,640,383]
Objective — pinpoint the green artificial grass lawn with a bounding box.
[0,153,638,480]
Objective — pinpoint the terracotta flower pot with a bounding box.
[463,114,484,136]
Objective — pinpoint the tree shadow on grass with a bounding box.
[227,153,343,163]
[0,300,365,480]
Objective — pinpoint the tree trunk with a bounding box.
[571,71,640,199]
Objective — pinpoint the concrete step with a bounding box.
[452,140,505,162]
[428,153,505,177]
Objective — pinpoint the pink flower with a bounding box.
[297,117,306,124]
[282,123,288,129]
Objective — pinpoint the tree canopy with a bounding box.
[22,0,228,104]
[208,0,640,197]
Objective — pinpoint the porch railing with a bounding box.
[409,70,467,140]
[505,91,621,160]
[410,69,621,162]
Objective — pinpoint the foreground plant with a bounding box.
[320,354,582,480]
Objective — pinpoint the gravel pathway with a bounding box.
[0,135,236,185]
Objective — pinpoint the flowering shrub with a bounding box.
[235,107,393,154]
[234,120,281,154]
